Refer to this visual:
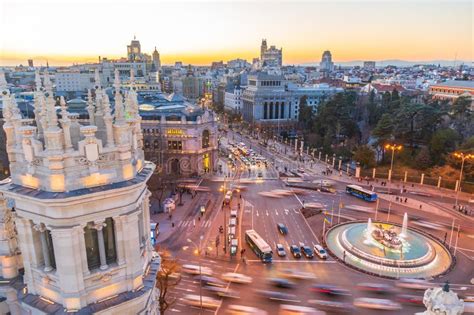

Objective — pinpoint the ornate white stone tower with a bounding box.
[0,70,159,314]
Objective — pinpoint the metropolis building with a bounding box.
[0,69,159,314]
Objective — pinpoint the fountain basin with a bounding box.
[325,221,454,279]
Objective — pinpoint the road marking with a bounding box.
[214,263,240,315]
[170,309,181,312]
[256,210,259,217]
[266,210,269,216]
[293,209,299,214]
[275,209,279,216]
[175,287,194,292]
[292,192,321,244]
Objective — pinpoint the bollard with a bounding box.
[437,176,442,189]
[346,163,350,174]
[372,168,376,179]
[420,173,424,185]
[338,159,342,171]
[318,151,322,160]
[388,169,392,182]
[404,171,408,183]
[454,179,459,192]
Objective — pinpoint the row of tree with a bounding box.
[297,90,473,180]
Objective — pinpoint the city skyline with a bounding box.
[1,0,472,66]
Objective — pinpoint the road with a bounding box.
[157,129,474,314]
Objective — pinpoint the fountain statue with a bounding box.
[401,213,408,237]
[371,224,403,249]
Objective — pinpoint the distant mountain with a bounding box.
[300,60,472,67]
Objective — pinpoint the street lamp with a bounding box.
[453,152,473,206]
[385,144,403,182]
[186,236,204,314]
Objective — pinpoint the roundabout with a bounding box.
[325,215,454,279]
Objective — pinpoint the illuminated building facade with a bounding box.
[141,104,218,177]
[260,39,283,67]
[0,69,159,314]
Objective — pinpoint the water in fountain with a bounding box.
[401,213,408,237]
[367,218,373,234]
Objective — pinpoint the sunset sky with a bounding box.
[0,0,472,66]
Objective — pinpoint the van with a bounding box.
[230,209,238,218]
[224,191,233,205]
[229,218,237,227]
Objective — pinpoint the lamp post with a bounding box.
[185,235,204,314]
[453,152,473,206]
[385,144,403,182]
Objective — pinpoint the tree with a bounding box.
[415,147,432,170]
[156,250,182,314]
[353,145,376,168]
[429,128,461,164]
[450,96,473,139]
[298,95,313,130]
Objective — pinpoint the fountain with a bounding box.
[325,219,454,279]
[367,218,373,234]
[401,213,408,237]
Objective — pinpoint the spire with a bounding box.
[94,68,101,89]
[0,69,8,93]
[86,89,95,125]
[45,94,58,129]
[114,69,121,91]
[60,96,68,118]
[102,93,112,116]
[43,70,53,93]
[114,70,125,123]
[35,69,42,91]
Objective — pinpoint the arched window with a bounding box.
[202,129,210,149]
[84,218,117,271]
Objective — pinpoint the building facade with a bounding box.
[0,69,159,314]
[141,105,218,177]
[224,87,243,112]
[260,39,283,67]
[429,80,474,109]
[320,50,334,75]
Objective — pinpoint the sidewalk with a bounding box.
[152,191,204,244]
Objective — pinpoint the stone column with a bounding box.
[33,223,53,272]
[92,221,108,270]
[112,216,126,266]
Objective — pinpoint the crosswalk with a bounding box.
[177,219,213,228]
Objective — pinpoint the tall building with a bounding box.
[152,47,161,70]
[27,59,34,68]
[127,37,142,61]
[320,50,334,75]
[260,39,283,67]
[0,69,159,314]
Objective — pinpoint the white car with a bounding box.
[182,294,220,309]
[396,278,434,290]
[182,264,213,276]
[279,304,324,315]
[313,244,328,259]
[280,269,316,280]
[226,304,267,315]
[221,272,253,284]
[276,244,286,257]
[353,298,401,311]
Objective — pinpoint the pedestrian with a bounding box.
[343,250,346,262]
[419,204,422,210]
[396,196,399,202]
[405,197,408,203]
[198,216,201,221]
[172,222,175,228]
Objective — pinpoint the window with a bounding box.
[45,230,56,269]
[104,218,117,264]
[84,224,100,270]
[202,130,210,149]
[168,141,182,151]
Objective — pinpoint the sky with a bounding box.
[0,0,472,66]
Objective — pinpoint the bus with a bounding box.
[346,185,377,202]
[245,230,273,263]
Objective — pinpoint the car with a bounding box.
[257,171,263,178]
[255,290,298,302]
[226,304,268,315]
[279,304,324,315]
[300,243,314,259]
[182,264,213,276]
[397,294,424,305]
[221,272,253,284]
[195,275,226,287]
[308,299,355,313]
[313,244,328,259]
[276,244,286,257]
[277,223,288,235]
[204,286,240,298]
[290,245,302,258]
[182,294,220,309]
[396,278,434,290]
[297,168,305,173]
[310,284,351,296]
[357,282,394,294]
[279,269,316,281]
[353,298,402,311]
[268,277,295,289]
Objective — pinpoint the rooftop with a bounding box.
[431,80,474,89]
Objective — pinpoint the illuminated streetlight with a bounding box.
[385,144,403,182]
[453,152,473,206]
